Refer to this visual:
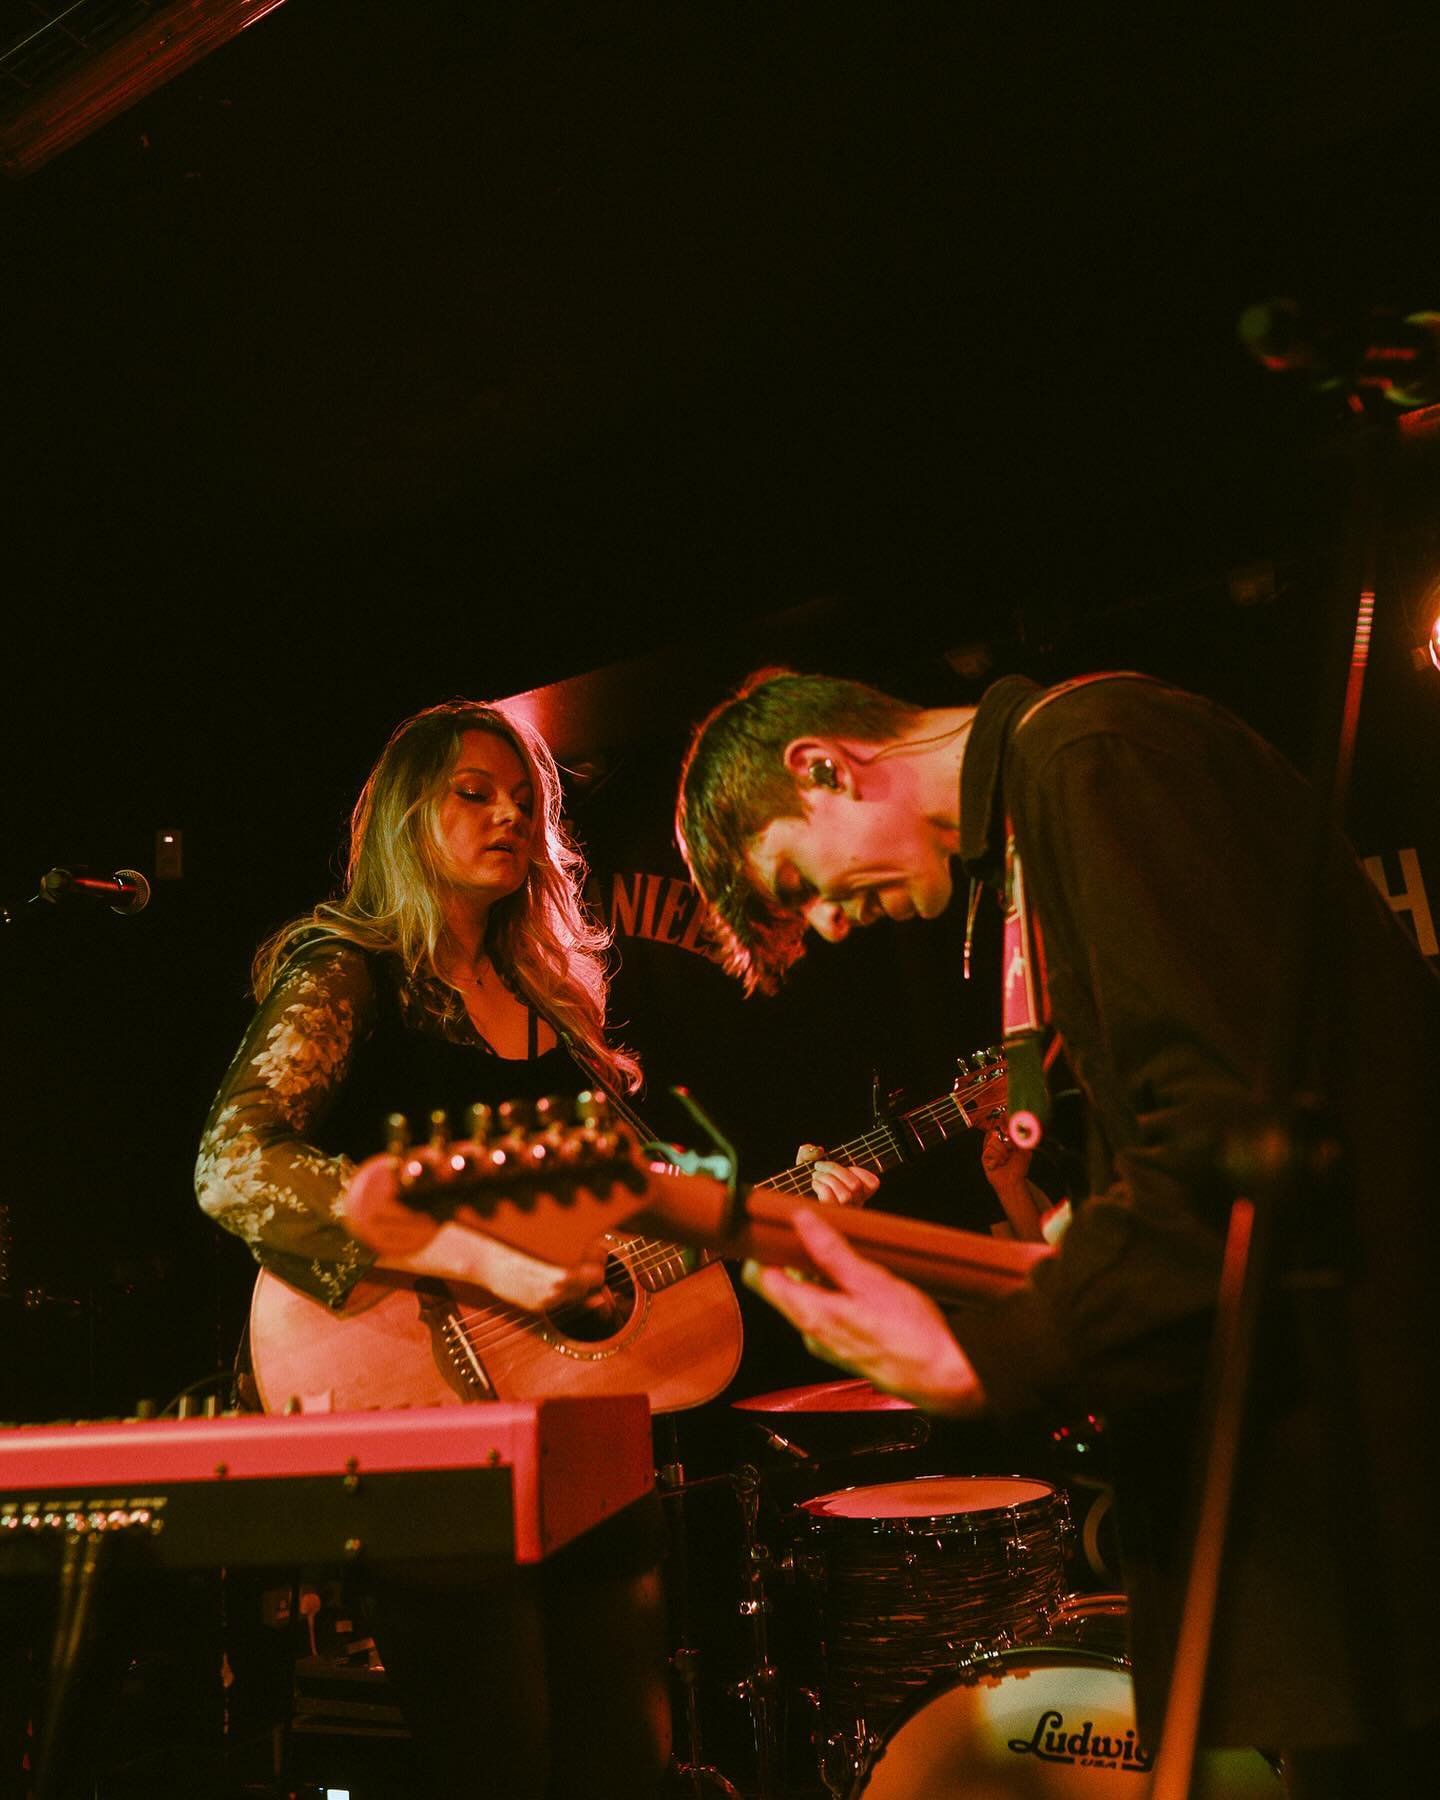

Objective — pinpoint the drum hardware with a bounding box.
[724,1466,783,1796]
[731,1380,920,1418]
[742,1429,930,1503]
[798,1475,1073,1792]
[657,1436,746,1800]
[818,1710,881,1800]
[747,1424,811,1461]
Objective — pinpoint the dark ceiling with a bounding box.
[4,0,1440,905]
[7,1,1440,696]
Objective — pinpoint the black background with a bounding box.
[3,1,1440,1421]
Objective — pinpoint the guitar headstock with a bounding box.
[385,1092,644,1216]
[342,1090,737,1267]
[952,1046,1009,1131]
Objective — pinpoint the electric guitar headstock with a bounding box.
[950,1045,1010,1133]
[343,1092,656,1264]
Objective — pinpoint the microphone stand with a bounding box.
[1153,405,1418,1795]
[0,892,47,929]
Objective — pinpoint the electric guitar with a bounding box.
[248,1052,1010,1416]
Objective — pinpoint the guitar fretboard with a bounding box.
[619,1057,1006,1290]
[761,1091,978,1194]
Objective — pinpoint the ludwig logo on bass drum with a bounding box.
[1008,1709,1155,1772]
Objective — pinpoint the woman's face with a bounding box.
[432,728,535,904]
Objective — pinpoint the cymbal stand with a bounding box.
[737,1417,935,1797]
[657,1419,743,1800]
[728,1464,784,1798]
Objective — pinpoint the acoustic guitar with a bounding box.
[248,1053,1011,1415]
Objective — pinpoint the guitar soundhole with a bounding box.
[545,1252,638,1343]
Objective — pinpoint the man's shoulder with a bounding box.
[1011,671,1232,751]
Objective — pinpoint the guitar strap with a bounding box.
[526,1001,664,1151]
[999,822,1052,1147]
[543,1014,724,1275]
[976,672,1151,1147]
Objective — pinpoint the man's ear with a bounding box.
[781,738,849,793]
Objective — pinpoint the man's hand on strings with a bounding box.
[742,1205,987,1416]
[796,1143,880,1208]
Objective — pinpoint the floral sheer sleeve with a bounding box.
[195,939,378,1308]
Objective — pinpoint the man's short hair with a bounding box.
[675,667,920,994]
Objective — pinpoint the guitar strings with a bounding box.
[442,1084,1003,1362]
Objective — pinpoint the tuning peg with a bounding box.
[575,1091,611,1128]
[428,1108,450,1149]
[465,1102,494,1142]
[497,1098,533,1135]
[535,1094,571,1132]
[385,1113,411,1155]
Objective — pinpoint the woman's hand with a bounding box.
[340,1149,606,1309]
[742,1206,986,1416]
[796,1144,880,1208]
[446,1230,609,1312]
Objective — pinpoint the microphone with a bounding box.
[38,866,151,916]
[1239,298,1440,406]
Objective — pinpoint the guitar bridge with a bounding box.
[415,1279,498,1401]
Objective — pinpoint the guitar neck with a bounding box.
[628,1166,1049,1304]
[358,1058,1011,1292]
[628,1086,981,1288]
[760,1090,973,1194]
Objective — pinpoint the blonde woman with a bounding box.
[196,698,668,1799]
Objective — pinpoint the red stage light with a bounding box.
[1,0,289,180]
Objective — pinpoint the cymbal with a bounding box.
[731,1378,915,1414]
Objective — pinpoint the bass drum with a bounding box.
[853,1595,1280,1797]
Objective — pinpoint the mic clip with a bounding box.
[36,866,151,916]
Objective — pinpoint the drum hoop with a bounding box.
[846,1648,1140,1800]
[801,1472,1061,1533]
[848,1645,1289,1800]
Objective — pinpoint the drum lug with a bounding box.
[1057,1490,1076,1556]
[819,1720,881,1799]
[727,1661,779,1702]
[793,1546,823,1587]
[954,1632,1010,1678]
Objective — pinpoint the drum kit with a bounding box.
[661,1379,1280,1800]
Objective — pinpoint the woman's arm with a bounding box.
[196,940,599,1309]
[196,939,378,1306]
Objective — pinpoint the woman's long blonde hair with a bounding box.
[254,699,641,1093]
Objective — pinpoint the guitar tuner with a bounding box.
[498,1099,533,1133]
[385,1112,411,1155]
[428,1109,449,1149]
[575,1091,611,1127]
[465,1102,494,1142]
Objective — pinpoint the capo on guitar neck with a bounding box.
[660,1086,747,1234]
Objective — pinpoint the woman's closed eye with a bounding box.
[456,787,532,815]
